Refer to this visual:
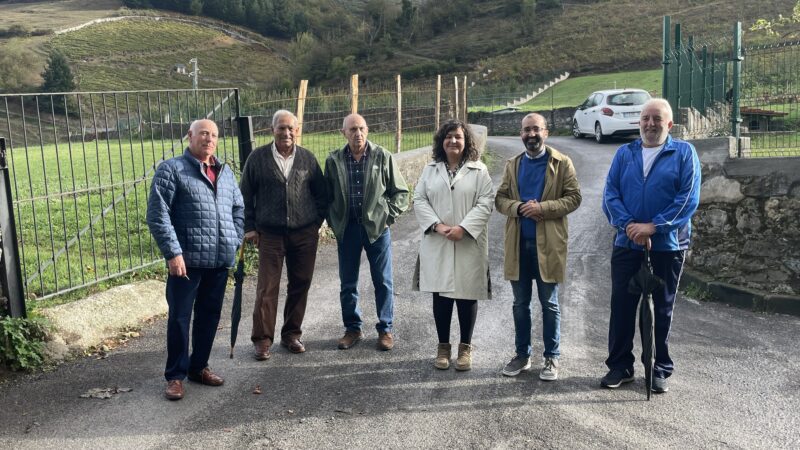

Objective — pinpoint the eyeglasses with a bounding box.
[522,126,546,133]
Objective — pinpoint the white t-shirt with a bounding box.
[642,144,664,177]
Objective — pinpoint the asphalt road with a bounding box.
[0,136,798,449]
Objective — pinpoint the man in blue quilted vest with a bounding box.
[147,119,244,401]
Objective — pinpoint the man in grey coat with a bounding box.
[147,119,244,401]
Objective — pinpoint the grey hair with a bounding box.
[189,119,217,134]
[642,98,673,122]
[272,109,298,129]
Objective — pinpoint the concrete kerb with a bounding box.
[38,280,168,361]
[36,124,489,362]
[680,268,800,317]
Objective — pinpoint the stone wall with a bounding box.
[468,107,575,136]
[689,137,800,295]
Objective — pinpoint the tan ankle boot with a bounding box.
[434,343,451,370]
[455,343,472,371]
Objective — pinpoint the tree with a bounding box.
[751,1,800,39]
[0,47,38,93]
[188,0,203,15]
[40,51,76,93]
[519,0,536,36]
[394,0,417,43]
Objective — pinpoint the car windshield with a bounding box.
[607,92,650,106]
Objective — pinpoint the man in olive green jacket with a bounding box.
[325,113,409,352]
[495,113,582,381]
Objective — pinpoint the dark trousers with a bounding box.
[164,266,229,381]
[606,246,685,379]
[432,293,478,345]
[251,224,319,345]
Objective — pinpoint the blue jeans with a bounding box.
[510,239,561,359]
[337,222,394,333]
[164,266,228,381]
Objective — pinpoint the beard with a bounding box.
[524,135,543,153]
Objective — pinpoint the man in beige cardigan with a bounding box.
[495,113,582,381]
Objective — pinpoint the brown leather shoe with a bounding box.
[254,340,272,361]
[165,380,184,400]
[377,332,394,351]
[187,367,224,386]
[338,330,364,349]
[281,338,306,354]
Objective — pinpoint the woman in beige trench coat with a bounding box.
[413,119,494,371]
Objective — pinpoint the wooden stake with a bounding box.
[296,79,308,146]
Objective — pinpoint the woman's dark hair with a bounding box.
[432,119,479,163]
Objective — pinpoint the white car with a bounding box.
[572,89,651,143]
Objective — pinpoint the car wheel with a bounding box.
[572,120,582,139]
[594,123,607,143]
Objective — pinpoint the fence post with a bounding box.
[435,75,441,132]
[711,53,718,102]
[236,116,254,171]
[687,36,694,110]
[662,16,671,98]
[350,74,359,114]
[731,21,743,155]
[454,76,460,121]
[396,75,402,153]
[701,46,708,113]
[490,96,495,135]
[674,23,682,118]
[462,76,468,122]
[296,79,308,147]
[0,137,26,318]
[550,83,555,131]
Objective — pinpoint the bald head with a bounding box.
[342,114,369,154]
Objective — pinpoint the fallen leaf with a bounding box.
[253,385,262,395]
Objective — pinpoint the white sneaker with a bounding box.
[539,357,559,381]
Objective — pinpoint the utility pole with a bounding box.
[189,58,199,89]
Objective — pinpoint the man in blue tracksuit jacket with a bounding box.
[600,98,701,394]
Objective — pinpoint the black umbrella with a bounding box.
[628,245,663,400]
[230,244,247,358]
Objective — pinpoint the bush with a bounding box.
[0,24,30,38]
[0,316,49,371]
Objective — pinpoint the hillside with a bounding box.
[0,0,290,91]
[50,18,290,90]
[474,0,800,81]
[1,0,799,93]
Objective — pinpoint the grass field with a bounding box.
[50,19,290,91]
[469,69,663,112]
[6,124,434,303]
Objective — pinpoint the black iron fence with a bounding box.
[0,74,470,316]
[0,88,241,305]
